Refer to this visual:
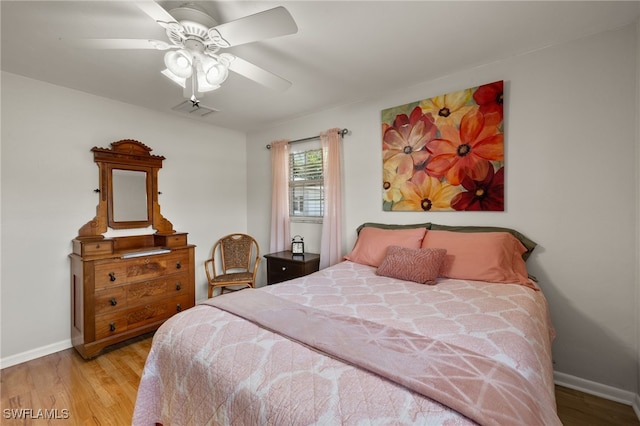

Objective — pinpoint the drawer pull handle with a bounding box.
[109,322,116,332]
[109,272,116,282]
[176,303,182,312]
[110,298,117,306]
[176,261,182,269]
[281,266,287,271]
[175,283,182,291]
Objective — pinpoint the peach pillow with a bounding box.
[344,227,427,267]
[421,230,535,289]
[376,246,447,284]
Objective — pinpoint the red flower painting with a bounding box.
[381,81,504,211]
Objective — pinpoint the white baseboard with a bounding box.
[0,339,72,369]
[554,371,640,414]
[555,371,640,420]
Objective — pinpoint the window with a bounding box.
[289,148,323,222]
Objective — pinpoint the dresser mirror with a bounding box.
[109,167,151,228]
[76,139,174,239]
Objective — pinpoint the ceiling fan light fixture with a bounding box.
[72,4,298,100]
[218,53,235,65]
[203,62,229,86]
[164,50,192,78]
[196,72,221,92]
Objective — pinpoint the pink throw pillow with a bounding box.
[421,230,535,288]
[344,227,427,267]
[376,246,447,284]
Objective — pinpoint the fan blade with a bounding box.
[63,38,173,50]
[211,6,297,48]
[227,56,292,92]
[134,1,178,26]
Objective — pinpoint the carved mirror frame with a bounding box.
[76,140,174,240]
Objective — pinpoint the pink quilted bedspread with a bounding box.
[133,261,559,425]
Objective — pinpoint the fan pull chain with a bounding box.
[189,60,200,108]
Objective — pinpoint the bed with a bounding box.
[133,224,560,425]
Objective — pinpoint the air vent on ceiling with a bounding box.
[171,100,219,118]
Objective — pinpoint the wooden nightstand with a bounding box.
[264,251,320,285]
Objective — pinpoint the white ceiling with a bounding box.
[2,1,639,132]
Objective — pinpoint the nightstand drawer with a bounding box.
[264,251,320,285]
[268,259,305,283]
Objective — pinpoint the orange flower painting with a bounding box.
[382,81,504,211]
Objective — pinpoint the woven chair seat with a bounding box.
[211,272,254,283]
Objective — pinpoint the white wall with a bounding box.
[0,72,247,364]
[247,24,639,401]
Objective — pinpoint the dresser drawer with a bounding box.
[127,279,168,304]
[172,294,194,314]
[125,252,188,282]
[94,314,129,340]
[163,233,188,248]
[125,294,192,329]
[74,239,114,257]
[94,261,128,290]
[96,277,184,317]
[125,301,172,330]
[166,273,190,296]
[94,293,192,340]
[94,287,127,315]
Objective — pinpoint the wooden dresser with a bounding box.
[71,139,195,359]
[70,234,194,359]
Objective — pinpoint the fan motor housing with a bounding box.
[183,38,205,54]
[170,4,218,37]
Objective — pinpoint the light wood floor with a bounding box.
[2,335,639,425]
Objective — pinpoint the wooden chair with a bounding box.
[205,233,260,298]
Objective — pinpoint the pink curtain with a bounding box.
[320,129,343,269]
[269,140,291,253]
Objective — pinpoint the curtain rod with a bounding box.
[266,128,349,149]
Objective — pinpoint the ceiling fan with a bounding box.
[70,2,298,105]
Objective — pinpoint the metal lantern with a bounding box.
[291,235,305,255]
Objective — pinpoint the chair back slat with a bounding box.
[221,234,253,271]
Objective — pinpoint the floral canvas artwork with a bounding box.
[382,81,504,211]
